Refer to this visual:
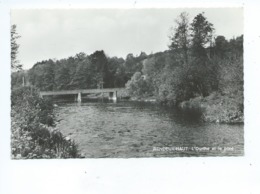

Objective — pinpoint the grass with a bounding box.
[179,92,243,124]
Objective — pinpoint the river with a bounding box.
[54,100,244,158]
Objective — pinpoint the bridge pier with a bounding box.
[77,92,82,102]
[108,91,117,101]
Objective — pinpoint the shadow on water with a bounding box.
[55,98,204,126]
[132,101,204,126]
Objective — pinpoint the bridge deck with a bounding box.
[40,88,125,96]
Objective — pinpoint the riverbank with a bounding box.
[179,92,244,124]
[11,86,82,159]
[127,91,243,124]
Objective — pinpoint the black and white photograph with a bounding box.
[1,1,260,194]
[10,8,244,159]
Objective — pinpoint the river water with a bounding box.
[54,100,244,158]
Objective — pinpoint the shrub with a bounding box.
[178,92,243,123]
[126,72,153,98]
[11,86,81,159]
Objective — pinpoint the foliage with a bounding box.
[127,13,218,104]
[125,12,243,123]
[11,86,81,159]
[180,92,243,123]
[11,49,150,92]
[190,12,214,57]
[11,24,22,71]
[11,12,243,124]
[125,72,152,97]
[11,70,29,89]
[11,50,149,91]
[169,12,190,65]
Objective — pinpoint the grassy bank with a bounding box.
[179,92,243,123]
[11,86,82,159]
[125,85,243,124]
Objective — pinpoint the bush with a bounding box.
[179,92,244,123]
[11,86,81,159]
[126,72,153,98]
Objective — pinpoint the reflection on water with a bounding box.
[54,100,244,157]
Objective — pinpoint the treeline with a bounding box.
[11,50,148,90]
[125,12,243,122]
[11,12,243,122]
[126,35,243,104]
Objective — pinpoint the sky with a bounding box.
[11,8,243,69]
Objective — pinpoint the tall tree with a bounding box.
[169,12,190,65]
[190,12,214,58]
[11,25,22,71]
[188,13,216,96]
[71,58,92,89]
[89,50,109,88]
[54,63,70,90]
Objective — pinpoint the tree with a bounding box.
[54,63,70,90]
[89,50,109,88]
[70,58,92,89]
[114,65,128,87]
[11,25,22,71]
[126,72,151,97]
[214,36,228,58]
[42,60,55,90]
[11,70,28,89]
[188,13,216,96]
[28,60,55,91]
[169,12,190,65]
[124,53,136,77]
[107,57,125,87]
[190,12,214,58]
[228,35,243,59]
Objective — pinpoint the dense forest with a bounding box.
[12,12,243,123]
[11,50,147,90]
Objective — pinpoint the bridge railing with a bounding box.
[40,88,125,96]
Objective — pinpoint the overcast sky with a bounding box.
[11,8,243,69]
